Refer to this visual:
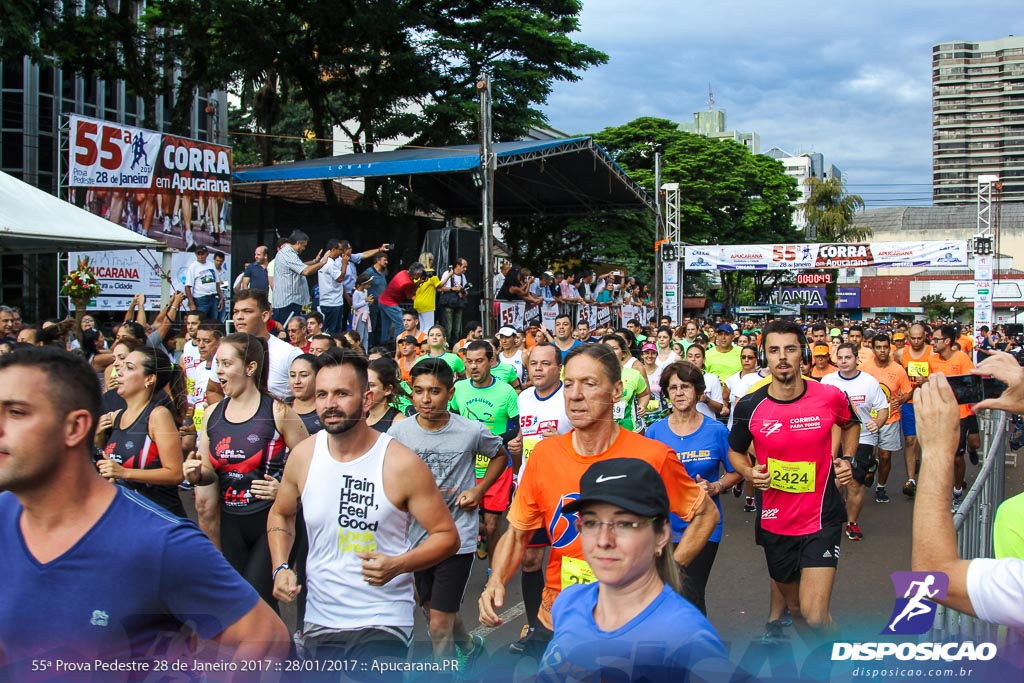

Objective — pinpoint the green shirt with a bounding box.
[704,345,742,385]
[491,362,519,387]
[614,366,648,432]
[451,377,520,478]
[415,352,465,376]
[995,492,1024,559]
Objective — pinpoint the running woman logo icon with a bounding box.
[883,572,948,635]
[90,610,109,627]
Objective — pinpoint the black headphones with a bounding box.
[757,336,813,368]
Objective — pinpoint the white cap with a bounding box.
[497,326,517,337]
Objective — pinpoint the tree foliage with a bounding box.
[802,176,870,317]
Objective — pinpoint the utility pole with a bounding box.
[974,175,999,346]
[477,74,495,336]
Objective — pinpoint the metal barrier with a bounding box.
[928,410,1010,643]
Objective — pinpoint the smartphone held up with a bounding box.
[945,374,1008,405]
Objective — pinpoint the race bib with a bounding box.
[612,401,626,420]
[474,453,489,479]
[768,457,815,493]
[560,555,597,589]
[907,361,929,382]
[192,403,206,431]
[185,376,196,397]
[523,436,542,463]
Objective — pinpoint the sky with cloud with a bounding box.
[541,1,1024,207]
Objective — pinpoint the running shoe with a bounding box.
[875,486,890,503]
[508,625,534,655]
[743,496,756,512]
[456,634,486,678]
[779,608,793,627]
[476,538,488,560]
[903,479,916,497]
[968,449,980,466]
[845,523,863,541]
[761,620,787,645]
[162,215,172,234]
[732,483,743,498]
[952,490,964,512]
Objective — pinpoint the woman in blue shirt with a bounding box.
[646,361,743,616]
[537,458,728,683]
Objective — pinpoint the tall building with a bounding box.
[933,36,1024,205]
[762,147,842,238]
[678,89,760,154]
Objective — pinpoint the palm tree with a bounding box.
[800,176,871,317]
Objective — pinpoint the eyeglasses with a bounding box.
[932,337,947,343]
[576,517,655,536]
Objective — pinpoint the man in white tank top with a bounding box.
[497,326,530,387]
[267,348,459,673]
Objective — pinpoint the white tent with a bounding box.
[0,171,163,253]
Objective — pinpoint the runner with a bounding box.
[232,288,302,401]
[928,324,978,509]
[478,343,716,657]
[290,354,322,434]
[498,325,530,387]
[267,349,459,676]
[414,325,466,378]
[862,333,912,503]
[95,346,188,517]
[450,340,520,566]
[728,320,860,641]
[183,333,310,609]
[367,357,408,433]
[821,343,889,541]
[600,334,650,433]
[0,347,289,679]
[684,343,727,421]
[704,323,742,387]
[552,314,581,360]
[809,343,837,380]
[387,358,506,664]
[647,362,743,615]
[506,342,572,655]
[897,322,933,497]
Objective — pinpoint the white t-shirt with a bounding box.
[516,383,571,481]
[185,260,218,298]
[188,358,219,406]
[318,256,345,307]
[697,372,723,420]
[180,339,201,376]
[266,333,301,401]
[725,370,763,430]
[967,557,1024,628]
[821,370,888,445]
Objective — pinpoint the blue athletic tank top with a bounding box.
[298,408,323,435]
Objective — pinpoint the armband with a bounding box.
[272,563,291,582]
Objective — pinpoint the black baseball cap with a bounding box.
[563,458,669,518]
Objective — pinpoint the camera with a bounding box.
[384,243,395,251]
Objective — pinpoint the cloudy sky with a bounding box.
[542,1,1024,207]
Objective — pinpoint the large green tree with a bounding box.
[801,176,871,316]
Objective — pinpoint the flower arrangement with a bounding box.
[61,256,103,304]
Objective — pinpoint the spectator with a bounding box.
[0,306,17,343]
[364,251,390,346]
[271,230,330,324]
[912,354,1024,628]
[317,239,347,334]
[212,251,230,322]
[184,246,221,321]
[439,259,469,342]
[340,241,387,334]
[242,245,270,293]
[377,262,426,345]
[286,316,311,353]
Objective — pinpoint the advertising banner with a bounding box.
[68,115,232,308]
[771,287,861,309]
[541,302,559,332]
[497,301,525,331]
[595,305,612,328]
[684,241,968,271]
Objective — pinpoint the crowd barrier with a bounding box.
[928,410,1021,651]
[494,299,658,332]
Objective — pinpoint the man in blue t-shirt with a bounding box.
[0,347,290,679]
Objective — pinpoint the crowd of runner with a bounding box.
[0,278,1021,681]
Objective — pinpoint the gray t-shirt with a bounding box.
[388,413,503,554]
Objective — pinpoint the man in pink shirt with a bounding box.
[378,262,425,343]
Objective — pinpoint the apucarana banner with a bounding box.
[68,115,231,255]
[684,241,968,271]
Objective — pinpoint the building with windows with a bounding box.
[762,147,842,238]
[678,90,760,154]
[0,56,225,319]
[933,36,1024,205]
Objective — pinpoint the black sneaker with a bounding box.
[508,625,533,655]
[743,497,756,512]
[903,479,916,497]
[875,486,890,503]
[968,449,980,465]
[732,483,743,498]
[761,620,788,645]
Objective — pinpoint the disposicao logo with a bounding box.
[884,571,948,635]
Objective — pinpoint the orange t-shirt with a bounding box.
[810,364,838,380]
[929,350,975,419]
[861,358,913,424]
[957,334,974,353]
[508,428,706,630]
[396,354,417,384]
[900,346,933,402]
[395,330,426,349]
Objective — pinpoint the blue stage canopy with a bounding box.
[233,137,654,217]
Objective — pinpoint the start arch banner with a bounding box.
[684,241,968,271]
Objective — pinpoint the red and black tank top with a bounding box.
[104,401,186,517]
[206,394,286,514]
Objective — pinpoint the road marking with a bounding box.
[469,601,526,639]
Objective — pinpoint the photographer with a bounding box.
[912,352,1024,628]
[439,259,469,341]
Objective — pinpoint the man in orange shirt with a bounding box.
[928,324,979,508]
[478,343,716,653]
[810,343,837,380]
[897,323,933,497]
[862,333,913,503]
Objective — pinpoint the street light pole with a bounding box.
[477,73,495,336]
